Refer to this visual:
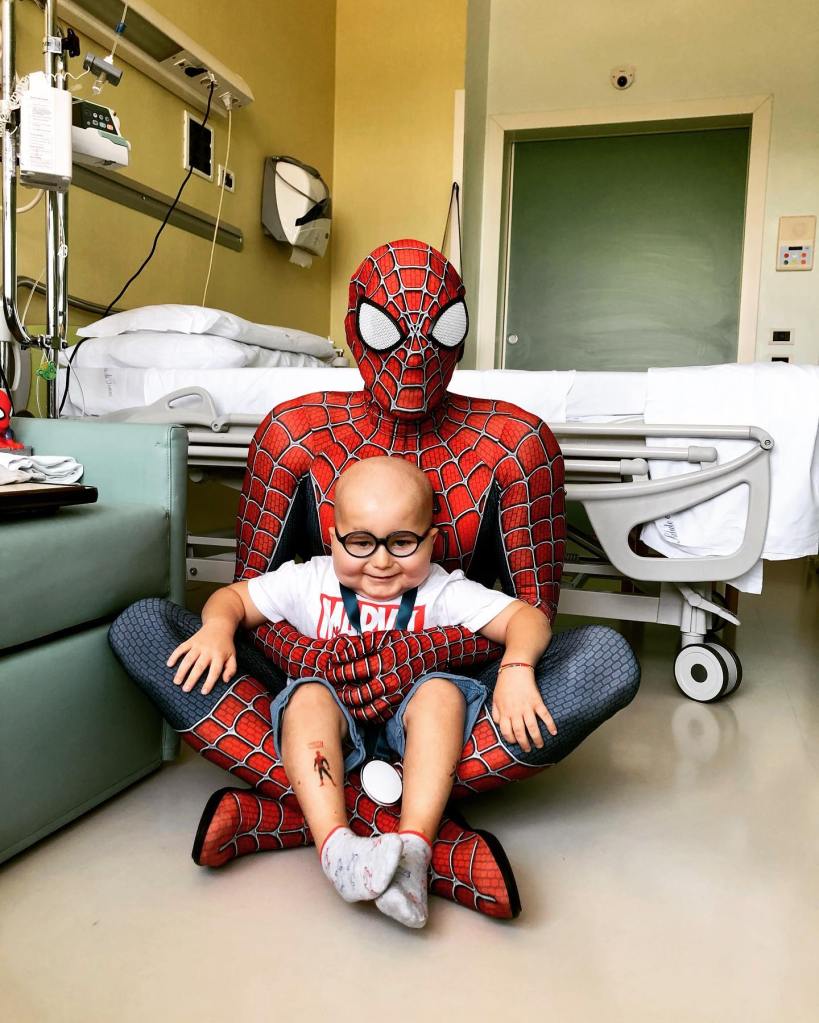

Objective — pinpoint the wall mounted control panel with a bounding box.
[776,215,815,271]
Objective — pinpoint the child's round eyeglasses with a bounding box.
[336,528,433,558]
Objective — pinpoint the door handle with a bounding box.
[506,333,519,345]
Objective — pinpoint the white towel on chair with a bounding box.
[0,463,31,484]
[0,453,84,484]
[641,363,819,592]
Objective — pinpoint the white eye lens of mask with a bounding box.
[430,300,467,348]
[358,301,402,351]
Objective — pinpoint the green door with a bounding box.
[504,128,750,371]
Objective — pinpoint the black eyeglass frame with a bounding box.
[335,527,434,558]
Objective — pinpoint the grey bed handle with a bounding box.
[98,387,223,429]
[98,387,264,433]
[565,432,772,583]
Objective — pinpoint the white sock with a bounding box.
[375,831,432,928]
[320,827,402,903]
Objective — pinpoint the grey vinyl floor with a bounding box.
[1,559,817,1023]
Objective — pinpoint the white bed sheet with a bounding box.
[566,371,646,421]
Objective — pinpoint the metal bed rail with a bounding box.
[98,388,775,702]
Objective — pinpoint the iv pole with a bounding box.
[1,0,69,418]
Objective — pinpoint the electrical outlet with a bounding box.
[217,164,235,192]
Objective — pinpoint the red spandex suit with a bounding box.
[111,240,640,920]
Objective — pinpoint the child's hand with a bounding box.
[491,665,557,753]
[167,624,237,695]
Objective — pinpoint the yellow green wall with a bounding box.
[10,0,467,393]
[328,0,467,352]
[15,0,336,344]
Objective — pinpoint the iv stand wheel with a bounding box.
[674,642,739,702]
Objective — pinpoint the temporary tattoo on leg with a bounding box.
[313,749,336,787]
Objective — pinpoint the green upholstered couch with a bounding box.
[0,418,187,864]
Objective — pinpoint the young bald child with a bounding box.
[168,457,555,928]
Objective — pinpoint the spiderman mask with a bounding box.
[345,239,468,420]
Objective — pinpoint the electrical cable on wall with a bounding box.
[58,78,217,415]
[201,102,232,306]
[441,181,463,273]
[17,188,44,213]
[22,268,44,325]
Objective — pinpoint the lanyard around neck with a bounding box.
[339,584,418,634]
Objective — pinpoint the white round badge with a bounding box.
[360,760,403,805]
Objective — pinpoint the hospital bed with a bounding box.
[61,361,819,703]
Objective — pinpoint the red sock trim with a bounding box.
[319,825,346,858]
[400,829,433,850]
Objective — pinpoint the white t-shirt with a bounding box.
[247,557,516,640]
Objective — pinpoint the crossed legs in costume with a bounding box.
[111,599,639,919]
[111,598,523,918]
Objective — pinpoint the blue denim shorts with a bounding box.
[269,671,488,773]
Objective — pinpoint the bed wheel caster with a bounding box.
[674,641,743,702]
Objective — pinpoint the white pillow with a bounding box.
[77,303,336,359]
[245,346,328,369]
[72,332,251,370]
[240,326,336,360]
[77,304,243,340]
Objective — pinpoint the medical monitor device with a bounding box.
[72,100,130,170]
[262,157,331,268]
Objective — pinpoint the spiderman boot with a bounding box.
[111,601,520,919]
[192,774,521,920]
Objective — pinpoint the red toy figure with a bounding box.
[0,389,25,451]
[111,240,639,920]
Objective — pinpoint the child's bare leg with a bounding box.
[280,682,400,902]
[399,678,466,840]
[281,681,347,847]
[377,677,466,928]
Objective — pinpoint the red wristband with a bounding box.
[498,662,534,672]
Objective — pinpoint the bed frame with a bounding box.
[101,387,774,703]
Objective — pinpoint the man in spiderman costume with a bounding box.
[111,239,640,921]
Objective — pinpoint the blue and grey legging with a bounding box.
[109,598,640,796]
